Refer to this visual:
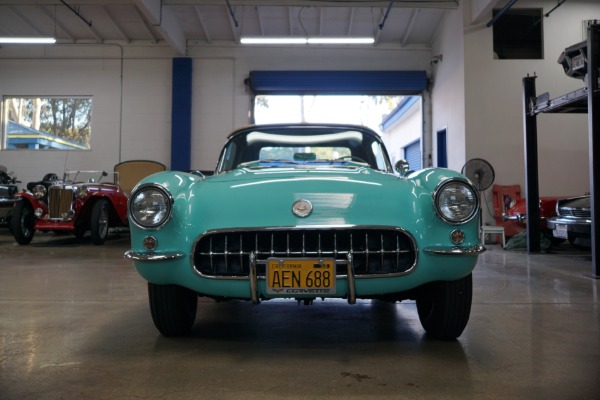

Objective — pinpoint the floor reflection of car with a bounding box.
[547,195,591,248]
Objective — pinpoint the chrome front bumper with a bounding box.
[423,244,486,255]
[124,250,186,261]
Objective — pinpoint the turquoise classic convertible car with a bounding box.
[125,124,485,340]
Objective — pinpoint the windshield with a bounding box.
[64,170,117,184]
[216,126,392,173]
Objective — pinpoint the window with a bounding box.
[2,96,92,150]
[259,146,351,161]
[493,9,543,60]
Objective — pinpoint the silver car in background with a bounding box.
[547,195,591,248]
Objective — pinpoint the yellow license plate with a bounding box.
[266,258,336,295]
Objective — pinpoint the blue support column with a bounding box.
[171,58,192,171]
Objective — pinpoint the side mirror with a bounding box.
[394,159,410,177]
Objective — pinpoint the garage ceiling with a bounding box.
[0,0,462,55]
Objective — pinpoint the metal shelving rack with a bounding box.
[522,24,599,278]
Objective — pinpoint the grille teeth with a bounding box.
[48,187,73,219]
[193,228,416,278]
[560,208,591,218]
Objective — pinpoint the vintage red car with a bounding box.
[503,197,563,234]
[10,170,128,245]
[10,160,166,245]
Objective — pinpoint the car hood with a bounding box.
[559,196,590,210]
[189,166,413,229]
[132,166,478,248]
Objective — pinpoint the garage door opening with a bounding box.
[254,94,423,168]
[254,95,401,132]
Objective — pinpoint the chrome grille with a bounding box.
[48,187,73,219]
[560,208,591,218]
[193,228,416,278]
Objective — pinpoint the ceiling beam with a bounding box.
[347,7,354,36]
[194,6,212,43]
[132,5,159,43]
[401,8,418,46]
[0,0,459,8]
[9,6,47,36]
[161,0,458,9]
[470,0,501,24]
[256,6,265,36]
[318,7,323,36]
[103,5,131,42]
[135,0,187,55]
[226,5,240,43]
[40,5,75,41]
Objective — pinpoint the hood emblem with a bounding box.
[292,199,313,218]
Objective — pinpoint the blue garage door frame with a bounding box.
[404,140,422,170]
[247,70,428,95]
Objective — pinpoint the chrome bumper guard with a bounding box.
[423,244,486,255]
[124,250,186,261]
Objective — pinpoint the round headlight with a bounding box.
[32,184,47,200]
[75,186,89,200]
[129,184,173,229]
[434,179,478,224]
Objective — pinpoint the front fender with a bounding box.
[14,191,46,211]
[405,168,475,193]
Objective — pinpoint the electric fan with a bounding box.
[461,158,495,192]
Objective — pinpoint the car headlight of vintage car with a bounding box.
[32,184,47,200]
[75,186,89,199]
[129,184,173,229]
[433,179,479,224]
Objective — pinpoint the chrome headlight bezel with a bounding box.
[32,184,47,200]
[75,186,89,200]
[433,178,479,225]
[128,183,174,230]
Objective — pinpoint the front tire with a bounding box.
[148,283,198,336]
[416,274,472,340]
[11,201,35,245]
[90,199,109,245]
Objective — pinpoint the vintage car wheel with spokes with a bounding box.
[90,199,109,245]
[148,283,198,336]
[10,200,35,245]
[416,274,472,340]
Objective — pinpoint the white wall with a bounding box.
[3,0,595,206]
[0,43,432,185]
[430,5,467,173]
[381,99,424,166]
[462,0,599,224]
[0,45,173,186]
[174,45,433,171]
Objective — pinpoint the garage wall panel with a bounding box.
[0,57,123,185]
[191,58,235,171]
[120,58,172,166]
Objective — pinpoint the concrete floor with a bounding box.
[0,229,599,400]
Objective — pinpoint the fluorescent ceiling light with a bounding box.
[240,37,374,45]
[241,37,308,45]
[0,37,56,44]
[308,37,374,44]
